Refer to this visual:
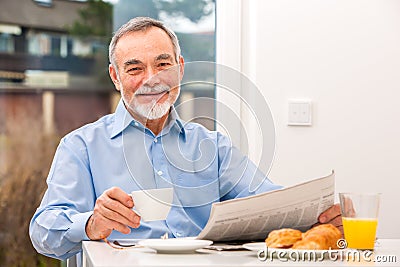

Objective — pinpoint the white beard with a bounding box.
[125,84,173,120]
[133,99,172,120]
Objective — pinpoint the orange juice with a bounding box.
[342,217,378,249]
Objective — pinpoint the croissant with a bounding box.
[294,224,342,250]
[265,228,303,248]
[265,224,342,250]
[291,234,329,250]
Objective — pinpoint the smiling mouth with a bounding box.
[135,91,170,104]
[136,90,169,97]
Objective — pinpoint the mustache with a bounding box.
[135,84,170,96]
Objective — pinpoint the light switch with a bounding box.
[288,100,312,126]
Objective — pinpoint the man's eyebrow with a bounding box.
[124,59,142,66]
[155,54,173,61]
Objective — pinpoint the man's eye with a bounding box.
[127,67,141,72]
[159,62,171,67]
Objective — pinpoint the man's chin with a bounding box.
[134,103,171,121]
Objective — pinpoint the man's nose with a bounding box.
[144,67,161,87]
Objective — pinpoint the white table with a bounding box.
[82,239,400,267]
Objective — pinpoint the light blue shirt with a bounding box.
[29,100,281,261]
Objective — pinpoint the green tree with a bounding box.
[67,0,113,37]
[112,0,215,62]
[113,0,214,31]
[158,0,214,23]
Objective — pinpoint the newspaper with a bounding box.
[196,171,335,242]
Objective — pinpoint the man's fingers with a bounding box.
[98,214,138,234]
[109,220,131,235]
[106,187,134,208]
[96,199,140,228]
[100,196,134,219]
[316,204,344,236]
[87,187,141,240]
[327,215,343,228]
[98,187,139,226]
[319,203,341,223]
[88,214,131,239]
[86,214,112,240]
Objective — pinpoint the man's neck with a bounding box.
[128,109,170,136]
[144,112,169,136]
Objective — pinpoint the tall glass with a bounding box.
[339,193,380,250]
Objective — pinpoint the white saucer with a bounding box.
[138,239,213,254]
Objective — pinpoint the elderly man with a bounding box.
[30,17,342,263]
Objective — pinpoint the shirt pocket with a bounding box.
[173,172,220,208]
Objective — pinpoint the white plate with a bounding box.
[243,242,348,260]
[138,239,213,253]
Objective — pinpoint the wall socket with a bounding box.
[288,100,312,126]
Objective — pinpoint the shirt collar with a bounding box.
[165,106,186,140]
[110,99,134,139]
[110,99,186,139]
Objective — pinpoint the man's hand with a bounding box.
[85,187,141,240]
[316,203,343,234]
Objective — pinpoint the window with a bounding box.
[0,24,20,53]
[0,33,14,53]
[112,0,216,129]
[0,2,215,265]
[33,0,53,7]
[0,2,108,265]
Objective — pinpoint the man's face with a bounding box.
[109,26,184,120]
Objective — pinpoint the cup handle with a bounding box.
[129,194,142,217]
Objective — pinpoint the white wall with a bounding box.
[217,0,400,238]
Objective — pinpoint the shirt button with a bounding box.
[134,122,139,126]
[157,170,163,176]
[154,138,158,143]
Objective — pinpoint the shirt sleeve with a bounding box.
[29,135,96,260]
[217,132,283,201]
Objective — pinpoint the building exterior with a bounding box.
[0,0,115,136]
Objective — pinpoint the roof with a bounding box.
[0,0,88,32]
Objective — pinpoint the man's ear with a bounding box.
[109,64,121,91]
[178,56,185,81]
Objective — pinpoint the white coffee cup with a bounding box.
[130,188,173,222]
